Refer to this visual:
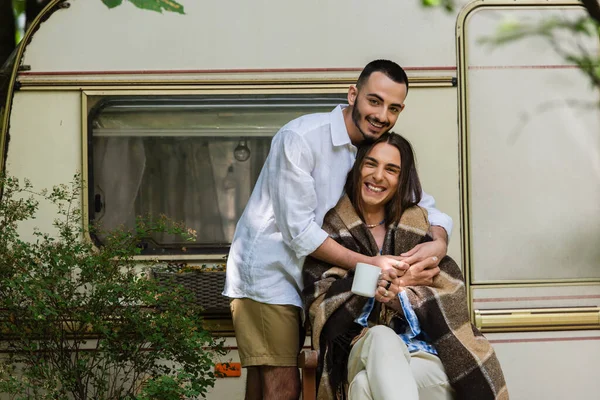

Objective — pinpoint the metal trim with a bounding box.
[17,76,456,90]
[471,281,600,290]
[472,278,600,285]
[455,0,594,302]
[474,307,600,332]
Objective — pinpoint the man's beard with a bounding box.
[351,104,389,145]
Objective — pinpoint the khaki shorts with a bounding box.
[231,298,302,367]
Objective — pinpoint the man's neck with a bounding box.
[342,106,362,146]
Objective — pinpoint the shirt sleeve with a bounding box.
[267,130,329,259]
[417,190,453,237]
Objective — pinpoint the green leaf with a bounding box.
[128,0,185,14]
[102,0,124,8]
[420,0,454,11]
[12,0,25,15]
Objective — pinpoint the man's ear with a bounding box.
[347,85,358,106]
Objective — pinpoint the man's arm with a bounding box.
[267,130,329,259]
[310,237,408,277]
[418,190,452,236]
[396,191,451,286]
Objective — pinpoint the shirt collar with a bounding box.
[330,104,353,147]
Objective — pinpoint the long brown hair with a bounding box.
[345,132,422,224]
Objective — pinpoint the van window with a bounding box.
[88,94,346,255]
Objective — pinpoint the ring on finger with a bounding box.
[383,290,389,297]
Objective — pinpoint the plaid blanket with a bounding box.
[302,195,508,400]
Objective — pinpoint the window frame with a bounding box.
[83,87,351,260]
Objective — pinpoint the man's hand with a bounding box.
[398,226,448,286]
[400,239,446,269]
[367,255,408,286]
[397,264,439,287]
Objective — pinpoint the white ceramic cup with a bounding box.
[351,262,382,297]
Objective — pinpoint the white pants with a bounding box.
[347,325,454,400]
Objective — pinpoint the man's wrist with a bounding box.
[350,253,375,270]
[429,225,449,245]
[340,246,371,270]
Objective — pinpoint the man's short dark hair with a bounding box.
[356,59,409,92]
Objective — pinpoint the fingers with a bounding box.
[402,254,439,267]
[424,266,440,280]
[393,260,410,271]
[409,253,443,273]
[381,261,409,272]
[410,258,438,274]
[383,268,398,280]
[375,283,399,303]
[392,276,404,287]
[399,241,445,266]
[397,264,440,287]
[412,266,440,282]
[386,255,408,262]
[400,244,421,257]
[374,256,409,274]
[375,292,391,303]
[378,279,391,290]
[381,266,404,282]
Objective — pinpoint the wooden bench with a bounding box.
[298,349,319,400]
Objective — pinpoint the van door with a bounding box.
[457,1,600,399]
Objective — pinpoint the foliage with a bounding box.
[101,0,185,14]
[420,0,600,93]
[11,0,25,43]
[11,0,24,16]
[420,0,455,12]
[0,175,225,399]
[481,14,600,91]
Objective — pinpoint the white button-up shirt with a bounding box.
[223,105,452,308]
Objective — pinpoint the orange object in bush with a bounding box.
[215,362,242,377]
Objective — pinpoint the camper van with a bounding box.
[1,0,599,398]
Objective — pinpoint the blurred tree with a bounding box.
[421,0,600,91]
[25,0,50,29]
[0,0,16,66]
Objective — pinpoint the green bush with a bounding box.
[0,175,226,399]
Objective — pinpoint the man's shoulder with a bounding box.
[280,111,332,138]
